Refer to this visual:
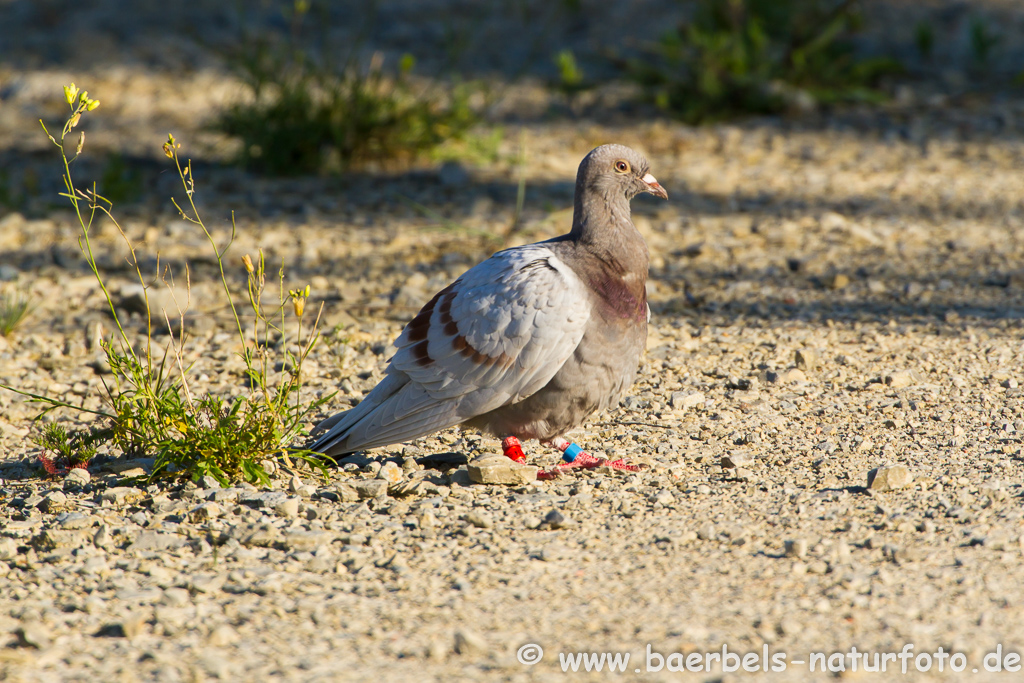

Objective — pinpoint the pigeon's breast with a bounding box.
[591,274,648,323]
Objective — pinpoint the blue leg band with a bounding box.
[562,442,583,463]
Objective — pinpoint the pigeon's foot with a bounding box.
[501,436,526,462]
[536,436,642,479]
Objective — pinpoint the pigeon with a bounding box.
[310,144,667,476]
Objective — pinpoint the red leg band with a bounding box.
[501,436,525,462]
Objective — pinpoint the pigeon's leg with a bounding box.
[537,436,641,479]
[501,436,526,462]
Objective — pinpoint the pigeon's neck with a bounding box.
[569,192,648,274]
[566,191,649,321]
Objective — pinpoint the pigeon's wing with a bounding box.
[391,244,592,413]
[309,245,592,455]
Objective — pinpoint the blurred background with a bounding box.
[0,0,1023,338]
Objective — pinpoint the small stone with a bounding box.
[376,461,403,484]
[540,543,568,561]
[200,475,222,489]
[95,615,147,639]
[670,391,705,411]
[447,468,473,486]
[260,459,278,476]
[794,348,819,370]
[453,629,487,656]
[208,624,239,647]
[523,516,542,530]
[40,491,69,513]
[418,511,437,529]
[721,452,753,469]
[93,525,111,548]
[0,537,19,560]
[188,502,221,523]
[132,531,187,552]
[389,480,429,497]
[161,588,191,607]
[543,508,574,529]
[785,539,808,558]
[732,467,753,481]
[65,468,91,487]
[867,464,913,492]
[15,623,50,649]
[333,484,360,503]
[826,273,850,290]
[776,367,806,384]
[273,497,300,518]
[696,523,716,541]
[467,455,537,485]
[287,476,303,493]
[101,487,144,506]
[58,513,94,530]
[354,479,388,500]
[465,511,493,529]
[885,369,922,388]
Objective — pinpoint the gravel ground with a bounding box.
[3,2,1024,682]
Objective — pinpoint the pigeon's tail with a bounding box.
[308,373,463,457]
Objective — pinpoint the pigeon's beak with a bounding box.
[642,173,668,200]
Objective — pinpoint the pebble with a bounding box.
[784,539,808,559]
[273,497,300,518]
[376,461,404,484]
[867,465,913,492]
[543,509,574,529]
[721,451,753,469]
[670,391,705,410]
[65,467,91,486]
[15,623,51,649]
[453,629,487,656]
[41,490,69,513]
[464,511,493,529]
[885,369,922,388]
[794,348,819,371]
[189,502,222,522]
[354,480,388,500]
[101,487,145,506]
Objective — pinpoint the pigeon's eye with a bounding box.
[614,160,630,174]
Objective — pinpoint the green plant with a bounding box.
[969,17,1000,67]
[0,288,32,336]
[554,49,587,96]
[631,0,902,123]
[1,84,333,486]
[216,1,481,175]
[914,21,934,60]
[36,423,98,476]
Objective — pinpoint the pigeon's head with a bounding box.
[577,144,668,203]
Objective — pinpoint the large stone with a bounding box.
[467,455,537,485]
[867,464,913,492]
